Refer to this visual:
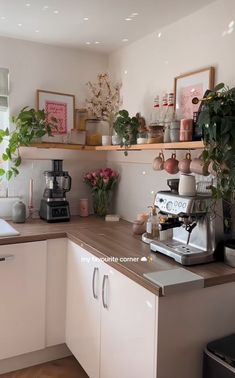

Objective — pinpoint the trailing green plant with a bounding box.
[197,82,235,230]
[113,109,139,155]
[0,106,58,180]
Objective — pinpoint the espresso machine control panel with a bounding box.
[155,191,208,216]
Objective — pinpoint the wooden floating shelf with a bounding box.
[30,141,204,151]
[95,141,204,151]
[31,143,96,150]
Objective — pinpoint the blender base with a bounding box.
[39,199,70,222]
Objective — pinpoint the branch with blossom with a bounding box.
[83,168,119,192]
[86,73,122,129]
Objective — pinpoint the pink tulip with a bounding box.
[103,177,109,184]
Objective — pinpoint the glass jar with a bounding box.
[147,125,164,143]
[163,122,171,143]
[86,120,102,146]
[92,189,112,217]
[170,121,180,142]
[137,132,148,144]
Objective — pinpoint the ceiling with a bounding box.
[0,0,216,53]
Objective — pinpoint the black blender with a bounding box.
[39,160,72,222]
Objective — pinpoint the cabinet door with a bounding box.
[100,265,157,378]
[0,241,47,360]
[66,240,101,378]
[46,238,67,347]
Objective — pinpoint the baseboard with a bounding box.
[0,344,72,375]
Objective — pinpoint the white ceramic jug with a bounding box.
[178,174,196,196]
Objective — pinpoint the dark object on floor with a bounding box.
[203,334,235,377]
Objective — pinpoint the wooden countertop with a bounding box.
[1,216,235,296]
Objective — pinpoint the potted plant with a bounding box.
[113,109,139,154]
[196,83,235,233]
[86,73,122,145]
[0,106,58,180]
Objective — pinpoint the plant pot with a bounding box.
[102,135,112,146]
[112,134,121,145]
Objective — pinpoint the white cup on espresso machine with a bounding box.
[178,174,196,196]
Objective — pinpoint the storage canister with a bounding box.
[12,201,26,223]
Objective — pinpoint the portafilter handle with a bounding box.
[158,220,182,231]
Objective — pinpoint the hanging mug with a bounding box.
[153,152,165,171]
[164,153,179,175]
[190,155,209,176]
[178,152,192,174]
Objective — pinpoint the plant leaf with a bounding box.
[6,170,13,181]
[214,83,225,92]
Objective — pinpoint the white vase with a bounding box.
[112,134,121,145]
[102,135,112,146]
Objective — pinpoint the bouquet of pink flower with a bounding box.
[83,168,119,216]
[83,168,119,192]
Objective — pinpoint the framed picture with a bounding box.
[174,67,215,119]
[37,89,75,142]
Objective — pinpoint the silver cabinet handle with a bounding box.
[0,255,14,262]
[92,267,99,299]
[102,274,109,309]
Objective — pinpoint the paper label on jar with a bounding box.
[146,221,152,234]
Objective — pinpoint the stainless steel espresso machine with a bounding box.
[39,160,72,222]
[150,191,223,265]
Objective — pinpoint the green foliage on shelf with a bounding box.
[113,109,139,155]
[0,107,57,180]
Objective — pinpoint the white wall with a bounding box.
[0,36,108,214]
[0,36,107,113]
[1,0,234,220]
[108,0,235,221]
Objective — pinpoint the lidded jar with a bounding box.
[12,201,26,223]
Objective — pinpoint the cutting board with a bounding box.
[0,219,20,237]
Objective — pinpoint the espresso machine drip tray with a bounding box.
[150,240,215,265]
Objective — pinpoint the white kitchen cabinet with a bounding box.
[46,238,67,347]
[66,241,101,378]
[0,241,47,360]
[66,240,157,378]
[100,264,156,378]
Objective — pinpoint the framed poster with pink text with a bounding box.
[37,89,75,143]
[174,67,215,119]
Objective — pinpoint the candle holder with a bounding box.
[28,205,34,219]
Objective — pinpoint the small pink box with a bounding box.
[79,198,89,217]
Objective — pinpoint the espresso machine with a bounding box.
[40,160,72,222]
[150,191,223,265]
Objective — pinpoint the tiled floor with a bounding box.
[0,356,88,378]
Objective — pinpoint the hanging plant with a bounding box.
[0,106,58,180]
[113,109,139,155]
[196,83,235,231]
